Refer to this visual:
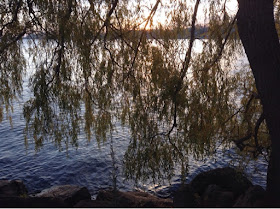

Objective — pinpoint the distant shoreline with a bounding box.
[23,27,209,40]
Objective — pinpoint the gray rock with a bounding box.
[35,185,91,206]
[0,180,28,197]
[233,185,265,207]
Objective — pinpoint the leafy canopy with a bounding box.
[1,0,277,183]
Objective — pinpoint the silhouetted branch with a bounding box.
[103,24,122,68]
[0,27,26,54]
[200,13,237,72]
[232,93,262,152]
[153,0,201,160]
[0,0,22,34]
[26,0,56,39]
[167,134,184,160]
[233,132,252,151]
[180,0,201,82]
[221,106,243,126]
[254,112,264,147]
[90,0,119,45]
[127,0,161,79]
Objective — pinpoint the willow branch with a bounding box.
[221,106,243,126]
[168,134,184,160]
[200,13,237,72]
[233,132,252,151]
[127,0,161,78]
[179,0,201,82]
[109,23,134,51]
[90,0,119,45]
[167,0,200,139]
[0,0,22,34]
[27,0,56,39]
[222,0,228,21]
[103,24,122,68]
[254,112,265,149]
[245,93,255,113]
[0,27,26,54]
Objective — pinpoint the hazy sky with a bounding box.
[141,0,239,28]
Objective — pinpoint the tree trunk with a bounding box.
[237,0,280,198]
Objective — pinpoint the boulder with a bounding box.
[0,180,28,197]
[0,197,67,208]
[216,190,234,207]
[74,199,116,208]
[233,185,265,207]
[35,185,91,206]
[95,190,173,207]
[190,167,252,199]
[202,184,234,207]
[173,184,198,207]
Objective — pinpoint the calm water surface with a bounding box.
[0,40,268,198]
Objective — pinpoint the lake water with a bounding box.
[0,40,268,198]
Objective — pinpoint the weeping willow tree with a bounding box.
[1,0,279,193]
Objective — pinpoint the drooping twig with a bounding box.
[179,0,201,82]
[200,13,237,72]
[147,1,201,162]
[254,112,265,152]
[228,93,262,151]
[0,27,26,54]
[89,0,119,45]
[170,0,201,137]
[125,0,161,80]
[233,132,252,151]
[0,0,22,34]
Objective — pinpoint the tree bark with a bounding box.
[237,0,280,198]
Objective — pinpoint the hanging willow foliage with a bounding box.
[0,0,275,183]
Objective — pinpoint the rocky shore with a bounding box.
[0,167,276,207]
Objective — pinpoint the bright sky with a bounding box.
[224,0,239,15]
[141,0,239,29]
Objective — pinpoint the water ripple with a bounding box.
[0,43,268,197]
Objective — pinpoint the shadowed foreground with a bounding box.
[1,167,279,207]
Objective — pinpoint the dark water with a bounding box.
[0,42,268,199]
[0,108,268,199]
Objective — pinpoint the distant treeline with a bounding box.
[23,27,208,40]
[145,27,208,39]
